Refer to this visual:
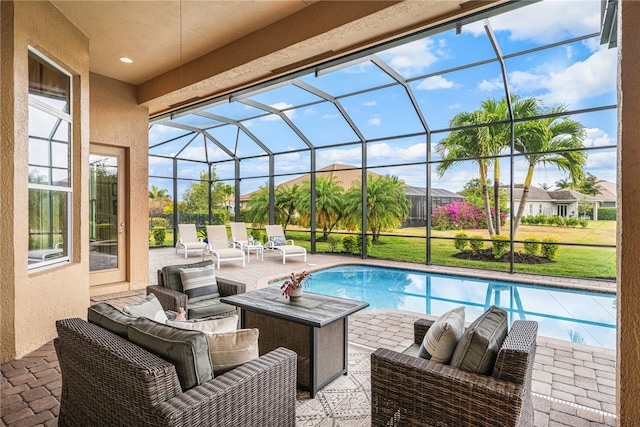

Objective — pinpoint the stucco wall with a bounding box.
[89,73,149,296]
[618,1,640,424]
[1,0,90,361]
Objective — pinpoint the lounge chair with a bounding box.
[265,224,307,264]
[203,225,245,268]
[175,224,207,258]
[230,222,250,247]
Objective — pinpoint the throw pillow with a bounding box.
[127,317,213,391]
[87,302,136,338]
[450,305,509,375]
[206,328,259,375]
[179,265,219,303]
[161,260,213,292]
[417,306,465,363]
[269,235,287,246]
[122,294,168,323]
[166,314,238,334]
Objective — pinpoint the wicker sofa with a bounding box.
[371,317,538,427]
[54,317,297,427]
[146,260,246,319]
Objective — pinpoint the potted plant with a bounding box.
[280,271,310,301]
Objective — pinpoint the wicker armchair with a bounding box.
[146,260,246,319]
[371,318,538,427]
[55,317,297,427]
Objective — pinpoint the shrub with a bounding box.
[431,200,485,230]
[454,232,469,252]
[469,235,485,252]
[343,235,357,254]
[523,237,540,256]
[598,207,616,221]
[326,236,340,252]
[579,219,589,228]
[250,229,265,243]
[342,235,371,255]
[152,226,166,246]
[541,237,559,260]
[491,234,510,259]
[565,217,579,227]
[548,215,566,226]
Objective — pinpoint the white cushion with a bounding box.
[205,328,259,375]
[166,314,238,333]
[179,265,219,303]
[417,306,465,363]
[122,294,168,323]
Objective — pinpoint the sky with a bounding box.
[149,0,617,198]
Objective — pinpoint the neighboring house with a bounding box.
[511,185,602,220]
[239,164,464,227]
[595,180,617,207]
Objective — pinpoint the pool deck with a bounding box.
[1,248,617,426]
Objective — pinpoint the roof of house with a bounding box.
[240,164,459,201]
[595,180,617,202]
[510,185,601,203]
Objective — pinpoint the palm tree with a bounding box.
[342,174,410,243]
[296,176,344,240]
[513,105,586,236]
[148,185,169,199]
[245,184,301,231]
[275,184,300,232]
[245,185,270,226]
[436,110,497,236]
[480,96,539,234]
[555,178,575,190]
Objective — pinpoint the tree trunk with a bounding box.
[480,163,496,236]
[493,159,501,235]
[513,164,535,237]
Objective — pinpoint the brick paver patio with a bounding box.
[1,247,617,426]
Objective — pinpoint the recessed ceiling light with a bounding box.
[119,57,133,64]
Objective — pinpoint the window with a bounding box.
[529,204,533,214]
[27,50,72,269]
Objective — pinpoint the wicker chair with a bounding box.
[146,260,246,319]
[371,318,538,427]
[55,317,297,427]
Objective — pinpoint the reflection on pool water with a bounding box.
[269,265,617,349]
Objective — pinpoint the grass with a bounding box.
[147,221,617,280]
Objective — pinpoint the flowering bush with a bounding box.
[431,201,485,230]
[280,271,310,299]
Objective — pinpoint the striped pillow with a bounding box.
[179,265,219,303]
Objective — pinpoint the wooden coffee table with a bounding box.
[220,287,368,397]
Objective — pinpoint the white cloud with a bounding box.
[260,102,297,121]
[322,113,340,119]
[584,127,615,147]
[478,78,503,92]
[416,75,455,90]
[368,117,382,126]
[448,102,462,109]
[367,142,427,163]
[303,107,317,117]
[380,39,440,77]
[363,101,378,107]
[464,0,600,44]
[507,47,616,107]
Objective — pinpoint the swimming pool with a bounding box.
[269,265,617,349]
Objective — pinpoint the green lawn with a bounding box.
[148,221,617,280]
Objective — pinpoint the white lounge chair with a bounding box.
[175,224,208,258]
[230,222,250,247]
[265,224,307,264]
[203,225,246,268]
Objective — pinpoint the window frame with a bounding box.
[27,48,73,271]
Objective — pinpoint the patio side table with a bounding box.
[221,287,368,397]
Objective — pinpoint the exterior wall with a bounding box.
[0,0,90,361]
[618,1,640,424]
[89,73,149,296]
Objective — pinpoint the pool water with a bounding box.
[270,265,617,349]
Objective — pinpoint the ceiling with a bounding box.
[49,0,507,116]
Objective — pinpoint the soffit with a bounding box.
[49,0,508,116]
[49,0,316,85]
